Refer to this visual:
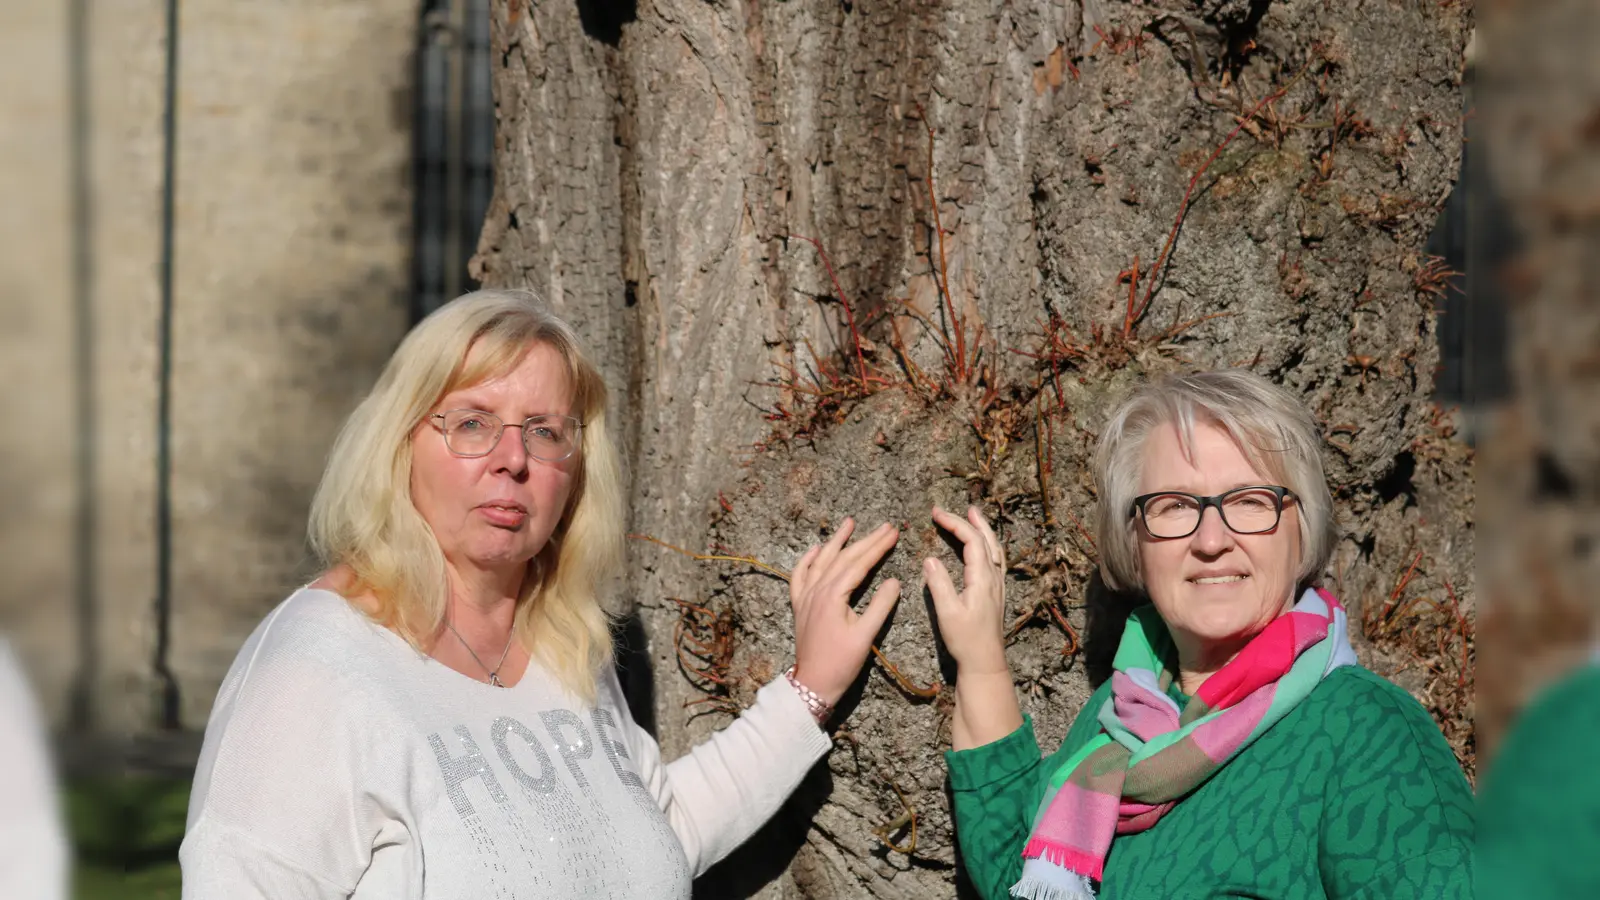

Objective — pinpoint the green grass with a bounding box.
[66,776,188,900]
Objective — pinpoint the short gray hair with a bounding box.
[1092,369,1338,593]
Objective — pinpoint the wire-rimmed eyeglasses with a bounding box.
[429,409,583,462]
[1130,485,1295,539]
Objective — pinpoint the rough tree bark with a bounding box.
[473,1,1471,896]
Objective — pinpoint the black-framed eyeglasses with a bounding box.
[429,409,584,462]
[1130,485,1295,539]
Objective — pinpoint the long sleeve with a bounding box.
[945,681,1112,900]
[612,673,832,877]
[946,716,1046,900]
[0,641,69,900]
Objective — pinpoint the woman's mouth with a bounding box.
[477,502,528,527]
[1191,574,1249,585]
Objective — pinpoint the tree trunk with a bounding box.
[475,1,1471,895]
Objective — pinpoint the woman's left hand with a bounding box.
[789,518,902,708]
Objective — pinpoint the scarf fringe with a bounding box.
[1021,839,1101,877]
[1010,857,1097,900]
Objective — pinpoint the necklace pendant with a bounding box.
[488,673,503,688]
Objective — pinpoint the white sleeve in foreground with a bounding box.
[0,641,68,900]
[624,676,833,876]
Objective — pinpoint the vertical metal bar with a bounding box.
[467,0,494,269]
[444,0,466,301]
[68,0,98,732]
[153,0,182,730]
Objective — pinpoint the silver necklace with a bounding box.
[444,618,515,687]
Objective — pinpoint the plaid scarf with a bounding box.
[1012,587,1357,899]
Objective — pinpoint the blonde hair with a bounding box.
[1093,369,1337,594]
[308,289,622,699]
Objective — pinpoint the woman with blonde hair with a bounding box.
[928,369,1472,899]
[180,290,903,899]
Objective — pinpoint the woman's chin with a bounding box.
[1169,598,1278,646]
[457,543,541,575]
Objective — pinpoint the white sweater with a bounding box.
[180,589,833,899]
[0,640,68,900]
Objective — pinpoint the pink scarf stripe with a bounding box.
[1188,687,1276,761]
[1029,780,1122,850]
[1195,609,1329,709]
[1111,672,1183,739]
[1021,839,1108,882]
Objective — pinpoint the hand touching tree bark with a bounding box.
[926,506,1023,751]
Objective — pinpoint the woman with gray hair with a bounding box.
[929,369,1472,899]
[180,290,904,898]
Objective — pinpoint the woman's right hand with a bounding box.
[924,506,1009,675]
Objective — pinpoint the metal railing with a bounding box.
[413,0,495,322]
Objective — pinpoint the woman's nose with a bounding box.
[1190,505,1233,553]
[489,426,530,473]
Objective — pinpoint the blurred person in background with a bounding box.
[930,370,1473,899]
[180,289,903,898]
[0,639,69,900]
[1475,641,1600,897]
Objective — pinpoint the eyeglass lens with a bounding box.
[438,410,579,460]
[1140,487,1284,538]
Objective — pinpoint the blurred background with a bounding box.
[0,0,1528,897]
[0,0,496,894]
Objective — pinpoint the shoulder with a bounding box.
[249,587,385,651]
[241,588,397,668]
[1305,666,1454,753]
[1478,665,1600,897]
[209,588,405,718]
[1481,664,1600,798]
[1307,665,1471,808]
[1303,670,1472,895]
[1307,665,1443,736]
[1499,663,1600,746]
[194,591,405,805]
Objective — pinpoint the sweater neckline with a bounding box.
[296,586,542,696]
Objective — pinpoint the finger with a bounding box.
[967,506,1005,569]
[827,524,900,598]
[934,509,992,570]
[923,557,960,613]
[857,577,901,634]
[790,544,821,604]
[932,505,985,557]
[811,517,856,582]
[835,521,898,571]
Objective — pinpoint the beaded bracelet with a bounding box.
[784,666,834,725]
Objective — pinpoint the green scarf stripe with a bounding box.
[1109,607,1175,673]
[1048,735,1111,790]
[1122,728,1190,765]
[1244,639,1335,743]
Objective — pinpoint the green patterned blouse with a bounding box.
[945,665,1472,899]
